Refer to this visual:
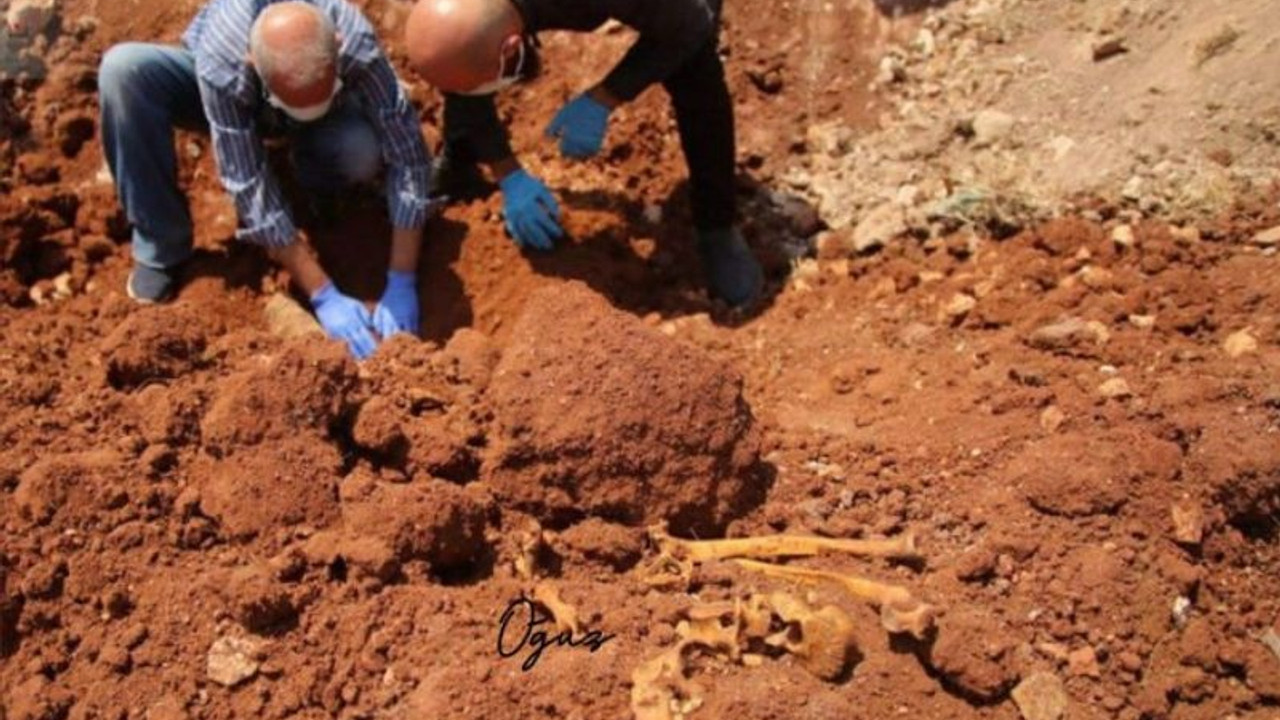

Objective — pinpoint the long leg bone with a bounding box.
[652,526,921,563]
[734,559,936,640]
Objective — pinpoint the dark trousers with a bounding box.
[663,37,736,232]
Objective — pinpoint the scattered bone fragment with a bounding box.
[629,591,860,719]
[764,592,858,681]
[532,583,580,635]
[264,293,323,339]
[631,645,697,720]
[734,559,935,639]
[1170,501,1205,546]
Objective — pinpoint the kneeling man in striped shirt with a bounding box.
[99,0,432,359]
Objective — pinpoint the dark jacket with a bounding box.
[443,0,720,164]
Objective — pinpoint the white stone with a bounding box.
[206,637,260,688]
[1098,377,1133,399]
[6,0,55,35]
[1011,672,1068,720]
[944,293,976,318]
[852,203,907,253]
[1111,224,1135,248]
[1253,226,1280,246]
[972,109,1015,147]
[1223,329,1258,358]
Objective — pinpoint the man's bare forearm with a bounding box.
[389,226,422,274]
[268,240,329,297]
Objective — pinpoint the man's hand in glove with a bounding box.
[545,93,612,159]
[499,168,563,250]
[371,270,419,339]
[311,282,378,359]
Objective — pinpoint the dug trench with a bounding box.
[4,0,1280,719]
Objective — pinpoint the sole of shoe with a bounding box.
[126,270,168,305]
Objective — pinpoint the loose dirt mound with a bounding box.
[485,282,765,534]
[2,0,1280,718]
[200,341,358,454]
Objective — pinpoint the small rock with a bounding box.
[6,0,57,35]
[779,197,823,237]
[1261,628,1280,662]
[1129,314,1156,329]
[1092,36,1127,62]
[1098,377,1133,399]
[1172,596,1193,628]
[206,636,260,687]
[1011,672,1068,720]
[944,293,977,320]
[1253,226,1280,246]
[814,229,854,260]
[642,204,663,225]
[1039,406,1066,433]
[100,643,132,674]
[1111,224,1136,248]
[1223,328,1258,358]
[877,55,905,84]
[1170,501,1205,545]
[805,122,853,158]
[1078,266,1115,291]
[51,272,73,300]
[972,109,1015,147]
[1170,225,1201,245]
[853,203,907,253]
[1028,318,1110,351]
[1067,647,1101,678]
[914,28,937,57]
[1122,176,1144,201]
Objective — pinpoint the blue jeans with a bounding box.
[98,43,383,270]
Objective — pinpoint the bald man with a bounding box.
[405,0,764,308]
[98,0,433,359]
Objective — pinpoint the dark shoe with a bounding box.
[126,264,176,304]
[429,144,494,202]
[697,227,764,308]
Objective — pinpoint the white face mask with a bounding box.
[267,77,343,122]
[459,40,524,96]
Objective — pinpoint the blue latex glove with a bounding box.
[499,169,563,250]
[371,270,419,339]
[545,94,611,159]
[310,282,378,360]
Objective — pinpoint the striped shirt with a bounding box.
[183,0,431,248]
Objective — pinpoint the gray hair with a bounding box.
[249,2,337,87]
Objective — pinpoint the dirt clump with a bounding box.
[1187,426,1280,540]
[0,561,20,656]
[99,303,215,390]
[13,450,127,527]
[484,282,764,535]
[353,332,493,482]
[194,438,342,542]
[1011,430,1181,517]
[200,341,358,455]
[926,610,1020,702]
[338,477,492,578]
[551,518,647,572]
